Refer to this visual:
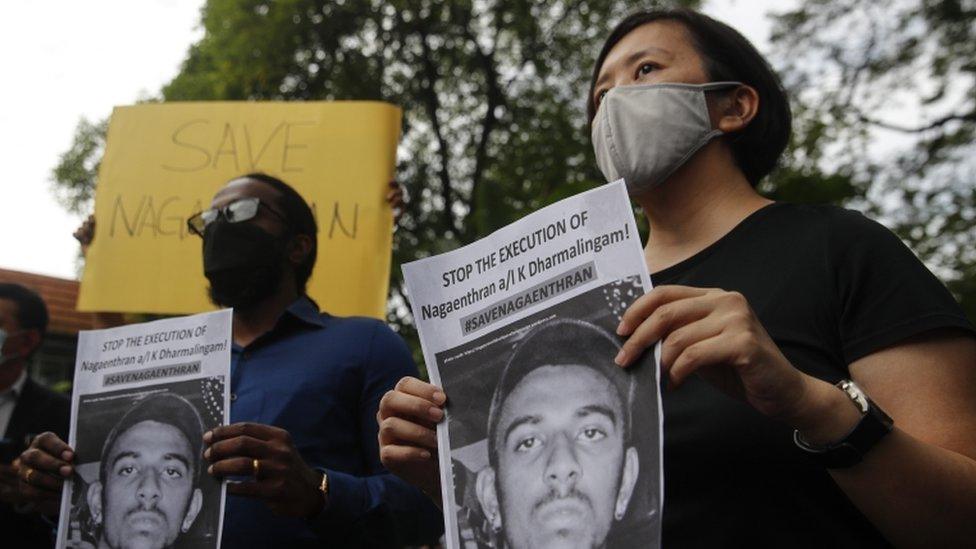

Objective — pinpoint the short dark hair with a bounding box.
[485,319,634,468]
[99,393,205,484]
[240,173,318,293]
[587,8,792,186]
[0,283,49,336]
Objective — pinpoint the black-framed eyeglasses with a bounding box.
[187,197,291,237]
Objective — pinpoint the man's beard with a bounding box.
[201,218,290,309]
[207,263,283,309]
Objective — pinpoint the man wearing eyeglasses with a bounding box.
[18,174,442,548]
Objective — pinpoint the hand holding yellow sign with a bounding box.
[78,102,401,318]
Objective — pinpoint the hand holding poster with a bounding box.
[402,181,663,549]
[58,310,232,549]
[78,102,401,318]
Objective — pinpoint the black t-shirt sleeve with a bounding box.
[828,208,974,363]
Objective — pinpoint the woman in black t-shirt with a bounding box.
[378,8,976,547]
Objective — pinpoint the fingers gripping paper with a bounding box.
[402,181,664,549]
[78,102,401,317]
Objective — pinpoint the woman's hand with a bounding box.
[377,377,445,505]
[615,285,825,427]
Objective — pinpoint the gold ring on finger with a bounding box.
[24,468,34,485]
[252,459,260,479]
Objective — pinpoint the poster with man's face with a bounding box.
[59,309,231,549]
[403,181,663,549]
[435,278,661,549]
[62,379,224,549]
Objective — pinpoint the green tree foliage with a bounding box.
[768,0,976,321]
[161,0,700,338]
[51,117,108,215]
[51,0,696,354]
[55,0,972,334]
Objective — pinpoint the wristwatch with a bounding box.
[317,469,330,501]
[306,469,329,518]
[794,379,893,469]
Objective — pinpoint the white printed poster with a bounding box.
[58,310,232,549]
[403,181,663,549]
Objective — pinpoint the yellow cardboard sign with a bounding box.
[78,102,401,318]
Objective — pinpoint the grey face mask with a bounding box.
[591,81,742,196]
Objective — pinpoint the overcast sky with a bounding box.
[0,0,783,280]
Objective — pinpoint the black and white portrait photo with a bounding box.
[62,377,225,549]
[434,277,661,549]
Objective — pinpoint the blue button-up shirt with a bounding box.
[221,297,442,547]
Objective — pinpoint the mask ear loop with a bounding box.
[702,82,748,145]
[700,81,744,92]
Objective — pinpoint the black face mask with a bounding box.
[202,220,290,308]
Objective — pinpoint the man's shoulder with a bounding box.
[321,315,415,372]
[321,314,390,336]
[320,315,409,351]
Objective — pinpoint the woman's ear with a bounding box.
[715,84,760,134]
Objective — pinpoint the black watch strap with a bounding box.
[794,380,894,469]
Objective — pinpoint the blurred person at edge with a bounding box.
[18,175,444,547]
[375,8,976,548]
[0,283,70,548]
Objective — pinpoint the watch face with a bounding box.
[319,471,329,495]
[842,380,893,426]
[838,380,870,414]
[796,380,894,469]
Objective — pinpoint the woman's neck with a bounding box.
[635,143,772,274]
